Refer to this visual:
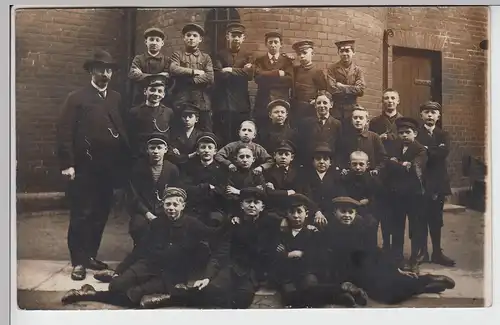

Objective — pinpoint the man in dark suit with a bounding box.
[384,117,428,272]
[254,31,294,131]
[416,101,455,266]
[212,22,254,144]
[56,49,131,281]
[127,133,181,248]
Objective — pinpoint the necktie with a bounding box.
[402,146,408,154]
[98,90,106,99]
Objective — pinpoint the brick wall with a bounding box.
[387,7,488,188]
[15,8,128,192]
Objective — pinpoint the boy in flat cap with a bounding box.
[385,117,428,271]
[212,22,254,144]
[168,102,203,169]
[257,99,297,153]
[326,40,366,125]
[229,187,282,307]
[126,132,180,249]
[254,31,295,131]
[325,196,455,306]
[337,105,386,176]
[127,74,174,158]
[416,101,455,266]
[57,49,131,281]
[290,40,328,125]
[297,91,342,166]
[129,27,171,106]
[181,132,228,226]
[62,187,227,308]
[169,23,214,131]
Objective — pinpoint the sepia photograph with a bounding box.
[14,5,489,310]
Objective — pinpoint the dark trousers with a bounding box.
[213,110,250,145]
[129,214,150,249]
[421,194,446,254]
[278,273,344,307]
[388,193,425,262]
[67,169,114,267]
[374,199,393,250]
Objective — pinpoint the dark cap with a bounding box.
[265,31,282,40]
[267,99,290,112]
[332,196,361,207]
[143,74,168,89]
[226,22,246,34]
[182,23,205,37]
[181,102,200,116]
[144,27,165,40]
[287,193,314,210]
[419,101,442,112]
[162,187,187,201]
[274,140,296,153]
[196,132,218,146]
[146,132,168,146]
[292,40,315,52]
[313,142,333,156]
[352,104,367,112]
[395,117,420,131]
[240,187,267,201]
[83,49,118,72]
[335,40,356,50]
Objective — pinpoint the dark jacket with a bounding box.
[298,115,342,157]
[416,125,452,196]
[299,167,342,214]
[128,52,171,81]
[257,123,297,153]
[168,127,203,167]
[368,112,404,146]
[325,61,365,118]
[212,48,253,113]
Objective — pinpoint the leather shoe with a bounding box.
[61,284,97,304]
[94,269,116,283]
[71,265,86,281]
[88,258,109,270]
[423,274,456,290]
[431,251,456,267]
[340,282,368,306]
[334,292,357,307]
[139,294,171,309]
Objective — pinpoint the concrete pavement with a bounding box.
[15,208,488,309]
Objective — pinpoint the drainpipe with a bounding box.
[124,8,137,110]
[382,29,394,90]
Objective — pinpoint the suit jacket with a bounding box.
[416,125,452,196]
[325,61,365,117]
[299,168,342,214]
[384,139,427,195]
[56,84,130,178]
[169,49,214,112]
[254,53,294,115]
[368,112,403,146]
[128,52,171,81]
[257,123,297,153]
[168,127,203,166]
[337,172,383,215]
[127,158,181,217]
[212,48,253,113]
[298,115,342,157]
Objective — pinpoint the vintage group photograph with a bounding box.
[14,6,489,310]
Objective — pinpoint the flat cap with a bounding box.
[395,117,420,131]
[142,74,168,88]
[332,196,361,207]
[162,187,187,201]
[292,40,315,52]
[197,132,218,146]
[240,187,267,201]
[226,22,246,34]
[144,27,165,39]
[180,102,201,115]
[265,31,282,40]
[287,193,314,209]
[182,23,205,37]
[267,99,291,111]
[313,142,333,156]
[335,40,355,50]
[274,140,296,153]
[420,101,442,112]
[146,132,168,146]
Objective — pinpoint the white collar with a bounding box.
[148,50,160,57]
[186,127,195,138]
[384,110,398,118]
[316,170,327,179]
[201,159,213,167]
[317,114,330,122]
[91,80,107,93]
[268,52,279,60]
[424,124,436,133]
[291,228,303,237]
[146,100,160,107]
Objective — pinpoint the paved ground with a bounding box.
[15,207,487,310]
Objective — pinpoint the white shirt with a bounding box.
[316,171,326,180]
[91,80,107,98]
[268,52,280,62]
[148,50,160,57]
[424,124,435,135]
[186,127,195,139]
[402,146,408,154]
[292,228,302,237]
[384,110,398,118]
[145,100,160,107]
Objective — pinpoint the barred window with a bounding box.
[205,8,241,57]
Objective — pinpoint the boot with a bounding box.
[420,274,456,293]
[139,294,172,309]
[93,269,116,283]
[340,282,368,306]
[71,265,86,281]
[431,250,456,267]
[61,284,97,304]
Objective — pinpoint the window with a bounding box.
[205,8,241,57]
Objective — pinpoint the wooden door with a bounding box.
[392,47,438,120]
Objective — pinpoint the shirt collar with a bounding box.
[147,51,162,58]
[384,110,398,118]
[268,52,279,61]
[91,80,107,93]
[185,48,201,56]
[201,159,214,167]
[317,114,330,122]
[316,170,327,178]
[424,124,436,134]
[145,100,160,107]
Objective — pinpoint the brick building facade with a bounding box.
[15,7,488,194]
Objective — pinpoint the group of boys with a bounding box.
[56,21,457,309]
